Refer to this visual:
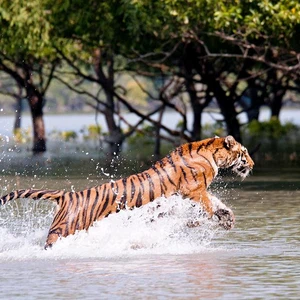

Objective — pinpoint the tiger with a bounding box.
[0,135,254,249]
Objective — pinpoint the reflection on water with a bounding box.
[0,168,300,298]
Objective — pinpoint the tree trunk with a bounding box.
[202,73,242,141]
[271,89,285,119]
[154,106,165,159]
[14,97,22,131]
[185,43,241,142]
[185,68,202,141]
[189,90,203,141]
[27,93,46,153]
[196,62,241,142]
[93,49,124,157]
[215,94,242,142]
[103,87,123,157]
[183,46,203,141]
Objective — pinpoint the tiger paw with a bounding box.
[186,219,204,228]
[213,208,235,230]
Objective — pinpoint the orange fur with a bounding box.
[1,136,254,248]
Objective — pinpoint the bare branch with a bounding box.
[53,74,109,109]
[129,40,181,65]
[193,31,300,73]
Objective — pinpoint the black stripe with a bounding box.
[180,166,189,184]
[189,168,198,183]
[213,148,220,155]
[82,189,91,228]
[37,190,58,199]
[48,227,62,237]
[94,184,107,218]
[197,138,216,153]
[34,191,44,199]
[121,178,127,206]
[177,146,183,157]
[73,192,81,231]
[111,182,119,205]
[98,185,111,217]
[89,187,100,222]
[145,172,155,201]
[130,177,136,200]
[23,190,35,199]
[202,173,207,188]
[136,174,144,207]
[65,193,76,232]
[178,147,190,168]
[166,154,177,172]
[78,191,86,227]
[159,160,177,188]
[69,192,79,232]
[8,192,16,202]
[199,154,216,177]
[212,149,221,165]
[188,143,193,157]
[151,165,167,194]
[52,195,69,227]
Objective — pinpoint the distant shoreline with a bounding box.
[1,107,300,137]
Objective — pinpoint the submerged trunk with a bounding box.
[183,48,203,141]
[271,89,285,119]
[187,44,241,142]
[215,94,242,142]
[153,106,165,159]
[27,93,46,153]
[93,49,124,157]
[103,89,123,157]
[14,97,22,131]
[186,74,203,141]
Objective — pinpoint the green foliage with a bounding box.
[176,120,184,131]
[246,118,298,140]
[86,124,102,141]
[59,125,102,142]
[0,0,54,58]
[1,0,299,69]
[1,0,300,155]
[61,131,78,142]
[13,128,32,144]
[202,122,226,138]
[212,0,300,36]
[127,125,156,146]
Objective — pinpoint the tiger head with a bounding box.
[213,135,254,179]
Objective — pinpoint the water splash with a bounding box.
[0,195,224,261]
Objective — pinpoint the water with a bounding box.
[0,170,299,299]
[0,107,299,136]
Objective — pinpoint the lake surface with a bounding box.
[0,107,299,136]
[0,166,299,299]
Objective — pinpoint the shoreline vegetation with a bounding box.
[0,116,300,177]
[1,0,300,158]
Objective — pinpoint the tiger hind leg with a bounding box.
[44,231,61,249]
[43,196,91,249]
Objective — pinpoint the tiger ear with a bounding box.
[224,135,236,149]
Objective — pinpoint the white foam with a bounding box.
[0,195,224,261]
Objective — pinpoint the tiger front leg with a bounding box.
[185,189,214,218]
[186,191,235,230]
[210,195,235,230]
[184,189,214,228]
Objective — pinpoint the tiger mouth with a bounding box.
[232,165,251,179]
